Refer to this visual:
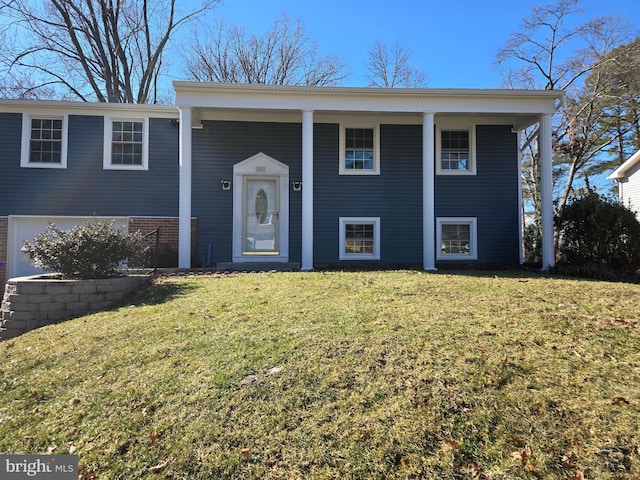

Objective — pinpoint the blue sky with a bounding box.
[202,0,639,88]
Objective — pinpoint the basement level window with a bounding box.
[339,217,381,260]
[437,217,478,260]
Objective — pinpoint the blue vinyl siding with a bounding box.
[314,124,424,264]
[191,121,302,266]
[435,125,519,264]
[1,110,521,267]
[0,114,178,217]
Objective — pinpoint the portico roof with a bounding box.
[173,82,564,131]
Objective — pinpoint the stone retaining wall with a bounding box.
[0,274,151,339]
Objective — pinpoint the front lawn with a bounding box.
[1,270,639,479]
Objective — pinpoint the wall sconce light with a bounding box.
[292,181,302,191]
[221,180,232,191]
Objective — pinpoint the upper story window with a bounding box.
[103,117,149,170]
[436,125,476,175]
[21,114,68,168]
[339,125,380,175]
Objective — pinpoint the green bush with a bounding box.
[523,223,542,265]
[555,192,640,272]
[24,219,144,279]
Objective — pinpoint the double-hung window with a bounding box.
[436,125,476,175]
[21,115,68,168]
[339,217,381,260]
[339,125,380,175]
[104,117,149,170]
[437,217,478,260]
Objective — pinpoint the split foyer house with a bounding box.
[608,149,640,222]
[0,82,563,281]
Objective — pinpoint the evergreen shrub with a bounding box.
[24,219,143,279]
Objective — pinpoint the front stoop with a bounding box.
[215,262,300,272]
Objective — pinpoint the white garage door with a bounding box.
[8,216,129,279]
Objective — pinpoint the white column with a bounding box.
[423,112,437,271]
[178,107,192,269]
[517,130,524,265]
[539,113,555,270]
[301,109,314,270]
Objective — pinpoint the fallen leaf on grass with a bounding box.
[241,448,250,459]
[511,445,531,466]
[442,438,459,449]
[150,431,163,446]
[612,397,630,405]
[575,470,585,479]
[401,458,409,467]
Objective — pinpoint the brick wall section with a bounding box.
[128,217,197,267]
[0,274,151,339]
[0,217,7,287]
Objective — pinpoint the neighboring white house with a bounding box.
[608,149,640,222]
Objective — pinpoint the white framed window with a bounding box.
[436,124,476,175]
[339,125,380,175]
[339,217,381,260]
[437,217,478,260]
[20,114,68,168]
[103,117,149,170]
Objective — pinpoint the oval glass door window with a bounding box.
[255,189,269,224]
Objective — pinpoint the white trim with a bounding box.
[339,217,381,260]
[339,124,380,175]
[0,98,178,117]
[20,113,68,169]
[103,116,150,171]
[436,217,478,260]
[436,123,476,175]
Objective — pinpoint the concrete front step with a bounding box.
[215,262,300,272]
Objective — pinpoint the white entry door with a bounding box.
[232,153,289,263]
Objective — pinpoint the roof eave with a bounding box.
[608,149,640,180]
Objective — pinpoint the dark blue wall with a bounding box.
[0,110,520,266]
[313,124,424,265]
[0,113,179,217]
[191,120,302,266]
[435,125,519,264]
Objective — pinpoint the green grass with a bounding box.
[1,270,639,479]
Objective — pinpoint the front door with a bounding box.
[232,153,289,263]
[243,178,279,255]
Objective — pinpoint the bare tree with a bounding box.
[495,0,634,256]
[0,0,219,103]
[365,40,428,88]
[184,15,348,86]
